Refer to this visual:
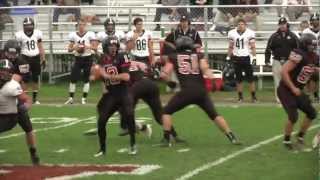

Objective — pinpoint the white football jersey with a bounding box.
[96,31,125,42]
[0,79,23,114]
[126,30,152,57]
[302,28,320,39]
[68,31,97,57]
[228,28,255,57]
[15,29,43,57]
[96,31,126,51]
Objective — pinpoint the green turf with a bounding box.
[0,104,318,180]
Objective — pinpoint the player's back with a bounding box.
[169,52,205,89]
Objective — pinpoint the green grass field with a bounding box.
[0,81,318,180]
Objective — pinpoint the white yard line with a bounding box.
[0,104,148,140]
[176,124,320,180]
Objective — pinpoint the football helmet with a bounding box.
[310,13,319,28]
[23,17,35,36]
[104,18,115,35]
[102,36,120,56]
[300,33,317,52]
[4,39,21,61]
[175,36,195,53]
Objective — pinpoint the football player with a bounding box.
[126,17,154,66]
[302,13,320,102]
[278,33,319,150]
[94,37,136,157]
[160,36,241,146]
[15,17,45,104]
[65,19,97,104]
[227,18,257,103]
[0,58,40,165]
[96,18,126,52]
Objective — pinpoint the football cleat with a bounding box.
[81,98,87,105]
[283,140,295,150]
[251,97,258,103]
[144,124,152,139]
[64,97,74,104]
[231,139,243,145]
[173,136,187,144]
[31,154,40,166]
[94,150,105,157]
[159,138,172,147]
[312,133,320,149]
[33,100,40,105]
[238,98,243,103]
[128,145,138,155]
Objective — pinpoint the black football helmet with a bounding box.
[104,18,115,35]
[175,36,195,53]
[4,39,21,62]
[0,59,14,87]
[23,17,35,36]
[102,36,120,56]
[310,13,319,28]
[300,33,317,52]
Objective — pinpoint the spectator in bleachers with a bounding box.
[52,0,81,28]
[234,0,262,31]
[285,0,312,21]
[28,0,48,5]
[211,0,237,28]
[264,17,300,103]
[153,0,188,31]
[0,0,12,31]
[190,0,214,22]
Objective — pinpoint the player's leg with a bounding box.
[17,103,40,165]
[277,85,299,150]
[81,57,93,104]
[244,57,257,102]
[65,58,81,104]
[162,90,193,145]
[233,58,244,102]
[29,56,41,104]
[0,114,18,133]
[272,60,282,103]
[295,94,317,148]
[119,93,137,155]
[197,93,241,145]
[95,94,118,156]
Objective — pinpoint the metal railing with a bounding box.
[0,4,319,83]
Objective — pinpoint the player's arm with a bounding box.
[249,37,256,57]
[100,62,131,82]
[227,39,234,59]
[89,39,98,52]
[281,51,302,96]
[148,35,155,66]
[160,59,173,81]
[200,58,213,79]
[264,34,274,65]
[18,92,32,110]
[164,32,176,50]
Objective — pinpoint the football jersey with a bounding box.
[0,79,23,114]
[15,29,43,57]
[68,31,97,57]
[228,28,255,57]
[280,49,319,89]
[126,30,152,57]
[12,56,31,81]
[99,52,131,93]
[302,28,320,39]
[169,52,205,89]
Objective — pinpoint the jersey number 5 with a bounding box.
[177,54,200,75]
